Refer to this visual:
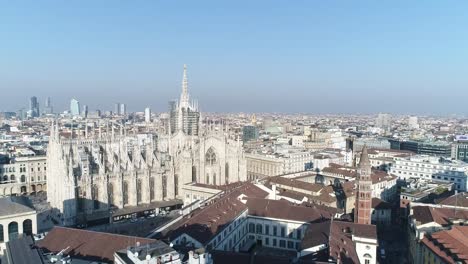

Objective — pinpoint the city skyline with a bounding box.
[1,1,468,114]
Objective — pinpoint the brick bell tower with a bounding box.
[354,145,372,225]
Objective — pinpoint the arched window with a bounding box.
[205,148,217,165]
[213,173,216,186]
[174,175,179,196]
[10,175,15,182]
[137,179,142,203]
[108,183,114,206]
[8,222,18,240]
[0,224,3,242]
[192,166,197,182]
[225,163,229,184]
[123,181,129,205]
[92,185,99,209]
[20,175,26,183]
[206,173,210,184]
[23,219,32,236]
[162,175,167,198]
[150,178,155,201]
[3,175,8,182]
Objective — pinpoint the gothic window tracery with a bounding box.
[205,148,217,165]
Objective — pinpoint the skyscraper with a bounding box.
[43,97,53,114]
[354,145,372,225]
[29,96,40,117]
[169,64,200,135]
[408,116,419,129]
[114,103,121,115]
[70,99,81,116]
[120,103,127,116]
[376,113,391,132]
[145,107,151,123]
[82,105,89,118]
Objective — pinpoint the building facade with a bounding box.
[46,65,247,226]
[0,156,47,196]
[390,155,467,191]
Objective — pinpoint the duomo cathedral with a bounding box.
[47,65,247,226]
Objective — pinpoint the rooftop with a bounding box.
[0,196,36,217]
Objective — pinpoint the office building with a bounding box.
[43,97,53,115]
[70,98,81,116]
[390,155,468,191]
[375,113,391,131]
[145,107,151,122]
[394,140,452,157]
[408,116,419,129]
[120,103,127,116]
[29,96,40,118]
[243,125,259,142]
[114,103,121,115]
[82,104,89,118]
[451,135,468,162]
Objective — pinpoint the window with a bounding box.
[205,148,217,165]
[279,240,286,248]
[0,224,3,242]
[256,224,262,234]
[8,222,18,241]
[287,241,294,249]
[23,219,32,236]
[296,229,301,239]
[108,183,114,206]
[273,226,277,236]
[265,237,269,246]
[249,223,255,233]
[281,227,285,237]
[92,185,99,209]
[273,239,277,247]
[137,179,142,203]
[123,181,129,205]
[265,225,270,235]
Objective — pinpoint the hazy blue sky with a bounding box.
[1,1,468,114]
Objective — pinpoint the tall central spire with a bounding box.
[180,64,189,108]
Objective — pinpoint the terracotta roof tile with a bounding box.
[37,227,156,263]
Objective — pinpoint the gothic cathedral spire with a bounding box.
[180,64,189,108]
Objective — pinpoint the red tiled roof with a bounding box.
[437,192,468,208]
[412,206,468,225]
[421,226,468,264]
[269,176,323,192]
[166,183,267,244]
[37,227,156,263]
[246,198,334,222]
[329,221,377,264]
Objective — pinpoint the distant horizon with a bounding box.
[2,1,468,114]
